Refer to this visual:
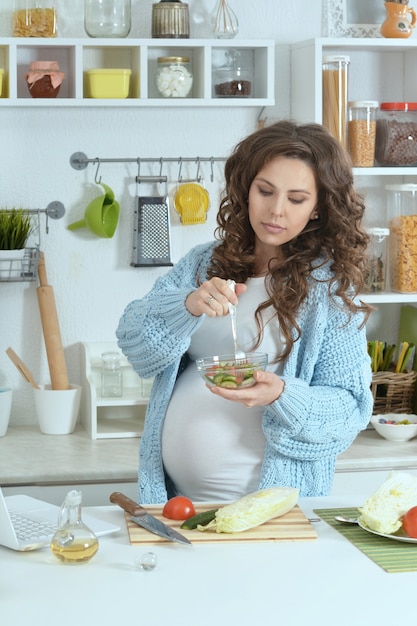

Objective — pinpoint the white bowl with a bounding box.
[371,414,417,442]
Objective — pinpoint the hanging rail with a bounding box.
[70,152,226,182]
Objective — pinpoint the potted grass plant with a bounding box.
[0,208,33,277]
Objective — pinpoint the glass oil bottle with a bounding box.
[50,490,99,563]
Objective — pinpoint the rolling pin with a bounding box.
[37,251,69,390]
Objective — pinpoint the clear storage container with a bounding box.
[365,227,389,292]
[386,183,417,292]
[375,102,417,166]
[101,351,123,397]
[213,49,252,98]
[85,0,131,38]
[348,100,378,167]
[322,55,349,149]
[156,56,193,98]
[13,0,56,37]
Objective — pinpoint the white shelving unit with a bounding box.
[80,341,153,440]
[291,37,417,315]
[0,37,275,107]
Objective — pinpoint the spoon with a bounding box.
[334,515,359,525]
[227,280,246,361]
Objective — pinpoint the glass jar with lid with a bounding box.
[213,49,252,98]
[375,102,417,166]
[365,227,389,292]
[101,351,123,397]
[85,0,131,38]
[156,56,193,98]
[386,183,417,292]
[322,55,350,149]
[348,101,378,167]
[25,61,64,98]
[13,0,57,37]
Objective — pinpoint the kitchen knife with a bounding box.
[109,492,192,545]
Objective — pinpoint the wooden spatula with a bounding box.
[6,347,40,389]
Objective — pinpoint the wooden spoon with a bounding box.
[6,347,40,389]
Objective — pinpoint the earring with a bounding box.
[313,213,319,220]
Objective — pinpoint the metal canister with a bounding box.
[152,1,190,38]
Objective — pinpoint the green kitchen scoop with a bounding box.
[68,183,120,238]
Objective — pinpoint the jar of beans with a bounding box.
[348,101,378,167]
[213,49,252,98]
[375,102,417,166]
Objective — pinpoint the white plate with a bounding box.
[358,519,417,544]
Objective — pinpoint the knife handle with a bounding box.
[109,492,147,517]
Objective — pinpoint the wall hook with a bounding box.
[177,157,183,183]
[94,159,102,184]
[195,157,201,182]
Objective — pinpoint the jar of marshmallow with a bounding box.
[155,56,193,98]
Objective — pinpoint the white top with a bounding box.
[162,277,283,502]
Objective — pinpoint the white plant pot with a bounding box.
[0,248,25,279]
[0,388,13,437]
[33,384,82,435]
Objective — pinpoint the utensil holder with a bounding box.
[371,370,417,414]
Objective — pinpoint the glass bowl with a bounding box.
[196,353,268,389]
[370,414,417,442]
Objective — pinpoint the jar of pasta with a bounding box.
[348,101,378,167]
[386,183,417,292]
[13,0,57,37]
[322,55,350,149]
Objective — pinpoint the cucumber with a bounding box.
[180,508,218,530]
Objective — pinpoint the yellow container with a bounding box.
[85,68,131,99]
[0,69,4,97]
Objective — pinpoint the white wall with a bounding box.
[0,0,322,424]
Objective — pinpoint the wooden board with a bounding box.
[125,504,317,544]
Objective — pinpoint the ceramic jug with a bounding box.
[380,1,416,39]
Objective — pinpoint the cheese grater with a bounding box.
[131,176,173,267]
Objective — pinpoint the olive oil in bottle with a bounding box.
[50,490,99,564]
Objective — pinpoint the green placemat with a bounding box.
[314,507,417,573]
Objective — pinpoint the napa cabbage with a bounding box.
[199,487,299,533]
[359,471,417,534]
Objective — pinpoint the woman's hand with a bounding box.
[209,370,285,407]
[185,277,246,318]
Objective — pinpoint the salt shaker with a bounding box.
[101,351,123,397]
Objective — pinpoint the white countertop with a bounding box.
[1,425,417,487]
[0,425,139,485]
[1,495,416,626]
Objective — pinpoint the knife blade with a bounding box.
[109,492,192,545]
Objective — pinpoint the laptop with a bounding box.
[0,487,120,551]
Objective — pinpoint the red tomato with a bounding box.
[162,496,196,521]
[403,506,417,538]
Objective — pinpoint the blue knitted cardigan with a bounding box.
[116,241,373,503]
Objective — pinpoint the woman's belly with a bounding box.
[161,365,265,502]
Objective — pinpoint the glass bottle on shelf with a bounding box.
[209,0,238,39]
[85,0,131,38]
[13,0,57,37]
[50,490,99,564]
[101,351,123,397]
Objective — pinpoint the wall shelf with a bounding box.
[0,37,275,107]
[291,37,417,315]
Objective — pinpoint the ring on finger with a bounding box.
[206,295,214,306]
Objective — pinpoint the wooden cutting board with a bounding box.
[125,504,317,544]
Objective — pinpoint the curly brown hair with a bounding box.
[207,120,373,361]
